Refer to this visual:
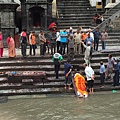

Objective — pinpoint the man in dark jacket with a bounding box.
[93,28,101,51]
[113,58,120,87]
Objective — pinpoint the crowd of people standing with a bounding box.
[0,25,120,95]
[0,26,108,61]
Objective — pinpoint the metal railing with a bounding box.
[94,10,120,31]
[104,2,120,16]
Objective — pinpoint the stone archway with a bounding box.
[29,6,45,29]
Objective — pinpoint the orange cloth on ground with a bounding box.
[74,73,88,97]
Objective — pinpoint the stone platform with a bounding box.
[0,47,120,96]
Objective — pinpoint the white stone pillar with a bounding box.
[89,0,102,7]
[52,0,56,18]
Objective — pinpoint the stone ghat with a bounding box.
[0,52,120,96]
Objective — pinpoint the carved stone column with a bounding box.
[26,4,29,31]
[20,0,27,30]
[44,8,47,31]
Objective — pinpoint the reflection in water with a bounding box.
[0,93,120,120]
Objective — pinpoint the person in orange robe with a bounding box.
[74,73,88,98]
[6,34,16,58]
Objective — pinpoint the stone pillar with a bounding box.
[47,2,53,28]
[45,8,47,31]
[20,0,27,30]
[52,0,57,18]
[26,5,29,31]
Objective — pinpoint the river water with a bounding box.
[0,92,120,120]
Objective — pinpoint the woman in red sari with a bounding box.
[6,34,16,58]
[0,32,4,57]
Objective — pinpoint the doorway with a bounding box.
[29,7,45,28]
[102,0,106,8]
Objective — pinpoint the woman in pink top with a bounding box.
[0,32,3,57]
[6,34,16,58]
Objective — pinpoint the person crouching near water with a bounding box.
[52,50,63,80]
[6,34,16,58]
[64,59,73,90]
[83,63,95,94]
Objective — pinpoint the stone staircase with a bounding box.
[0,52,120,96]
[99,16,120,48]
[56,0,96,29]
[110,17,120,31]
[93,3,120,49]
[103,3,120,20]
[98,30,120,48]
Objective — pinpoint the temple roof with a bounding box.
[0,0,12,3]
[0,0,19,4]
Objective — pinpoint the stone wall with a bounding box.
[1,12,14,27]
[0,7,16,47]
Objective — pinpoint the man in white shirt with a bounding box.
[81,41,91,66]
[83,63,95,94]
[87,28,94,41]
[56,30,61,52]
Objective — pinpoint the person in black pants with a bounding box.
[52,51,63,80]
[93,28,101,51]
[99,61,105,88]
[20,29,27,57]
[113,58,120,87]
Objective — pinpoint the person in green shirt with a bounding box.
[52,51,63,80]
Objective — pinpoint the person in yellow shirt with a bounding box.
[29,31,36,56]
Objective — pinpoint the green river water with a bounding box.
[0,92,120,120]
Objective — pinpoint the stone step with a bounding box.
[0,51,119,61]
[58,0,89,2]
[57,19,91,23]
[0,75,114,87]
[0,80,115,90]
[58,9,96,12]
[0,57,103,64]
[108,33,120,36]
[108,36,120,39]
[57,5,90,7]
[58,14,94,17]
[0,85,119,96]
[58,16,93,20]
[57,0,90,3]
[57,26,90,29]
[57,4,90,7]
[58,23,91,26]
